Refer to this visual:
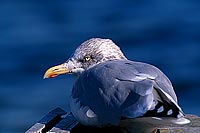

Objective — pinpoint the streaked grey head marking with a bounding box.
[68,38,127,71]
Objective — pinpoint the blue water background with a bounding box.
[0,0,200,132]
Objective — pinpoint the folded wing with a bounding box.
[70,60,183,126]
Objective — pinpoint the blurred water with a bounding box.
[0,0,200,132]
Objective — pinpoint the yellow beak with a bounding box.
[43,64,70,79]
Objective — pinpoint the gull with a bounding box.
[44,38,190,128]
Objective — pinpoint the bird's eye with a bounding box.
[84,56,91,62]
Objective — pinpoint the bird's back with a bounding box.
[70,60,183,126]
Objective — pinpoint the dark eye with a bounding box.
[84,56,91,62]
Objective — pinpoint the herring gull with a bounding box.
[44,38,190,127]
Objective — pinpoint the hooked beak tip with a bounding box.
[43,63,70,79]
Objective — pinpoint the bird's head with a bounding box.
[44,38,127,78]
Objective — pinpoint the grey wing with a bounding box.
[124,60,178,102]
[70,60,183,126]
[114,60,183,118]
[117,72,183,118]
